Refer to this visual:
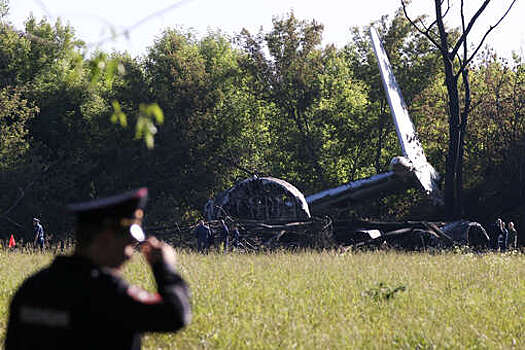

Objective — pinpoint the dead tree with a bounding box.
[401,0,518,218]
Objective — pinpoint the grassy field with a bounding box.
[0,248,524,349]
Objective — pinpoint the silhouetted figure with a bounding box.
[232,225,241,248]
[218,219,229,251]
[194,220,211,253]
[507,222,518,250]
[490,218,505,250]
[496,219,509,252]
[517,224,524,248]
[32,218,45,251]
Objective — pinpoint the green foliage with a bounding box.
[144,29,243,204]
[110,100,127,127]
[0,0,8,21]
[89,51,164,148]
[237,13,372,193]
[0,88,37,170]
[135,103,164,149]
[0,88,40,233]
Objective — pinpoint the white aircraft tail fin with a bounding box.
[369,27,441,202]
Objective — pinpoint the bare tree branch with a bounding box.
[417,0,447,33]
[418,17,436,34]
[401,0,442,49]
[461,0,467,55]
[2,186,26,216]
[451,0,491,57]
[435,0,452,59]
[91,0,196,48]
[0,181,34,230]
[0,215,24,229]
[453,0,468,71]
[456,51,464,67]
[0,159,60,230]
[1,0,196,51]
[458,0,518,74]
[443,0,452,18]
[435,0,453,19]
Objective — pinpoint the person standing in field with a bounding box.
[517,224,524,248]
[218,219,229,251]
[507,221,518,250]
[497,219,509,252]
[5,188,192,350]
[490,218,505,250]
[232,224,241,249]
[32,218,45,251]
[194,220,211,253]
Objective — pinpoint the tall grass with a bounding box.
[1,248,524,349]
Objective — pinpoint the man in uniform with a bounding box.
[5,188,192,350]
[32,218,45,251]
[194,220,211,253]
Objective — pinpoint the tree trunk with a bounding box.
[457,68,471,218]
[443,59,461,219]
[434,0,461,219]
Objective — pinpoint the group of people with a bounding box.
[193,219,241,253]
[490,218,519,251]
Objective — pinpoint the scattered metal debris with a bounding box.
[147,217,489,252]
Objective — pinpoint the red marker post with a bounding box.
[8,234,16,248]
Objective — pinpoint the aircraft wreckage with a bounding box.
[200,28,488,250]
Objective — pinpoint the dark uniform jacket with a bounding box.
[5,255,191,350]
[34,223,44,242]
[195,224,211,241]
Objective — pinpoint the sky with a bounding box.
[6,0,525,59]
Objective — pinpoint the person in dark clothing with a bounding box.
[32,218,45,251]
[507,221,518,250]
[490,218,505,250]
[194,220,211,253]
[466,222,490,250]
[497,230,508,251]
[515,223,523,248]
[496,218,508,251]
[5,188,192,350]
[218,219,229,251]
[232,225,241,249]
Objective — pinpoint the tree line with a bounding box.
[1,8,524,241]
